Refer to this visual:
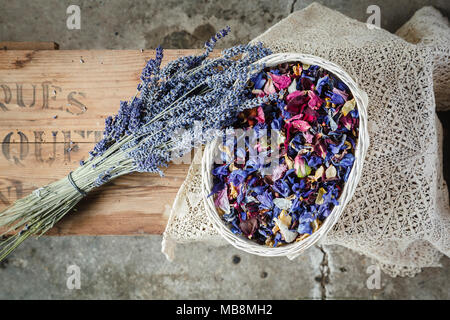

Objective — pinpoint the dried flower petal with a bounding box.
[315,187,327,205]
[286,93,308,114]
[293,64,302,76]
[295,155,312,178]
[239,217,258,237]
[303,131,314,144]
[255,106,265,123]
[278,210,292,226]
[290,119,311,132]
[272,164,287,181]
[314,165,324,180]
[270,73,292,90]
[274,217,298,243]
[252,72,266,90]
[215,188,230,214]
[325,165,337,179]
[288,79,297,94]
[341,98,356,116]
[285,154,294,170]
[273,198,293,210]
[332,88,349,102]
[314,140,327,159]
[297,222,312,235]
[264,78,276,95]
[307,90,323,109]
[340,114,353,130]
[286,90,302,102]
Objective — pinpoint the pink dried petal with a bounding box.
[302,106,318,122]
[214,188,230,214]
[270,73,292,90]
[294,155,311,178]
[286,90,302,102]
[303,131,314,144]
[286,113,302,123]
[307,90,323,109]
[264,78,276,95]
[286,94,308,114]
[332,88,349,102]
[272,164,287,181]
[340,114,353,130]
[284,122,292,150]
[315,140,327,159]
[255,106,265,123]
[291,119,311,132]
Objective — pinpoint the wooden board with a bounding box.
[0,42,59,50]
[0,48,218,235]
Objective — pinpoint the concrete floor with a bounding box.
[1,0,449,49]
[1,237,449,299]
[0,0,449,299]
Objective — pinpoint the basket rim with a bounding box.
[201,52,370,257]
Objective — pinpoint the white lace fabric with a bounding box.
[161,147,225,261]
[162,3,450,277]
[396,6,450,112]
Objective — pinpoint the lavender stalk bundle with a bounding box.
[0,27,273,261]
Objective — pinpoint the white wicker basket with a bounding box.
[201,52,369,257]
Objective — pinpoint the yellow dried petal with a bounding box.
[296,233,310,242]
[312,219,322,233]
[278,210,292,226]
[344,141,352,150]
[286,194,296,201]
[272,225,280,234]
[314,166,324,180]
[229,183,238,199]
[325,165,337,179]
[216,207,226,216]
[315,187,327,205]
[285,155,294,170]
[342,98,356,116]
[293,64,302,76]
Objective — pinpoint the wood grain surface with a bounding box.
[0,47,217,235]
[0,41,59,50]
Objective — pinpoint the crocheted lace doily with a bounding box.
[162,3,450,277]
[396,6,450,112]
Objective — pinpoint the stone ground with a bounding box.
[0,0,449,299]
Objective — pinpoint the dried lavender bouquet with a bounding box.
[0,28,273,261]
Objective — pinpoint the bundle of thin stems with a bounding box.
[0,28,273,262]
[0,143,132,261]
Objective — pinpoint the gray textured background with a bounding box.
[0,0,449,299]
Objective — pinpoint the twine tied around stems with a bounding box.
[67,172,87,197]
